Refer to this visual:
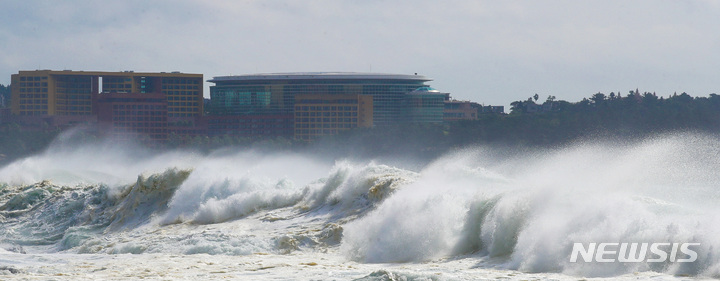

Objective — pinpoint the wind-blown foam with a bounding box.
[340,134,720,277]
[2,133,720,278]
[0,136,198,187]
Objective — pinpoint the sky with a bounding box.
[1,0,719,107]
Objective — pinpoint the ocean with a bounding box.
[1,133,719,280]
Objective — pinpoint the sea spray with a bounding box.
[0,134,719,278]
[155,150,331,225]
[299,161,418,216]
[189,179,302,224]
[341,151,501,262]
[0,141,199,187]
[340,135,720,277]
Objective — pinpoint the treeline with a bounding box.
[503,90,720,140]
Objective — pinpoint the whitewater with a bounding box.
[1,133,720,280]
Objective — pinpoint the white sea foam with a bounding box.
[0,133,719,279]
[340,135,720,277]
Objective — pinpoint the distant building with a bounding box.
[207,72,433,125]
[95,92,168,143]
[293,94,373,141]
[444,100,480,121]
[8,70,490,142]
[10,70,203,119]
[403,87,446,123]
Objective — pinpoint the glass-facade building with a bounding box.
[403,87,447,123]
[208,72,436,125]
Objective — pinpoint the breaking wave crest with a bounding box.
[0,150,416,256]
[1,133,720,277]
[0,168,189,251]
[340,134,720,277]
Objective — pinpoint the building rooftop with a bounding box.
[208,72,432,83]
[17,70,202,77]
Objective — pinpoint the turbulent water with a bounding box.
[1,133,720,280]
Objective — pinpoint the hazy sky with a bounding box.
[1,0,719,106]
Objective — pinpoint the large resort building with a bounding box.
[10,70,203,119]
[207,72,442,125]
[9,70,202,142]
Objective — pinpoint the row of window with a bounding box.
[112,104,165,110]
[208,118,290,124]
[18,76,47,81]
[168,107,200,112]
[296,123,356,129]
[112,122,166,128]
[104,77,132,82]
[295,112,358,117]
[104,82,132,87]
[56,101,91,106]
[19,88,49,93]
[163,90,201,97]
[169,96,201,101]
[168,102,200,107]
[111,116,166,121]
[169,113,195,117]
[209,124,289,129]
[295,106,359,111]
[162,85,200,90]
[18,82,48,87]
[208,130,287,137]
[161,78,201,84]
[295,129,342,135]
[17,109,93,114]
[295,99,359,104]
[19,100,48,104]
[56,75,90,81]
[112,111,166,117]
[295,118,358,123]
[55,82,91,88]
[18,111,48,115]
[18,105,48,109]
[18,94,48,99]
